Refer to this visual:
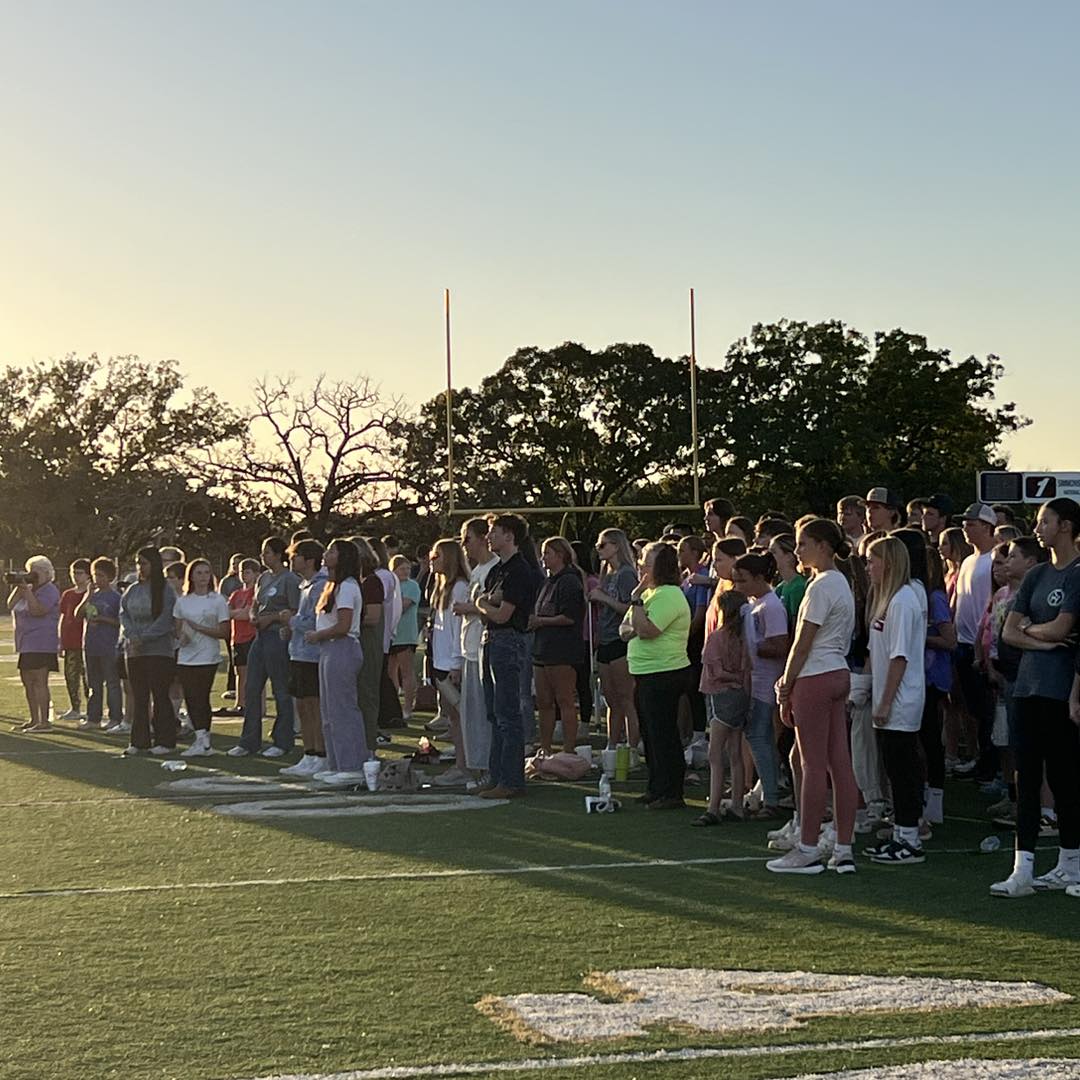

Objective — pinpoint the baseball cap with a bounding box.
[865,487,900,508]
[926,493,954,515]
[962,502,997,526]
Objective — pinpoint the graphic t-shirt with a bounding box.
[597,564,638,646]
[174,592,230,666]
[1011,559,1080,701]
[869,583,927,732]
[795,570,855,679]
[627,585,691,676]
[83,587,122,657]
[59,588,87,651]
[315,577,363,638]
[744,590,788,703]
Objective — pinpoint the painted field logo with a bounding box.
[479,968,1070,1043]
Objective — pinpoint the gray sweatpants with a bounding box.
[319,636,369,772]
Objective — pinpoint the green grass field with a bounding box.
[2,627,1078,1080]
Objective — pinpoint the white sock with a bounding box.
[1057,847,1080,873]
[797,842,818,856]
[833,842,852,859]
[898,825,921,847]
[1013,850,1036,877]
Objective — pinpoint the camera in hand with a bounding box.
[4,571,33,586]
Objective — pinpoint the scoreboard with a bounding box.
[977,471,1080,505]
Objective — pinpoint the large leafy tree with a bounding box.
[0,354,245,564]
[705,321,1027,514]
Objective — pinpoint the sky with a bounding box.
[2,1,1077,477]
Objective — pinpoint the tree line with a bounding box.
[0,319,1026,569]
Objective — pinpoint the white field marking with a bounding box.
[211,793,509,818]
[0,746,100,756]
[793,1061,1080,1079]
[0,855,769,900]
[483,969,1071,1043]
[239,1032,1080,1080]
[157,775,313,795]
[0,844,1066,899]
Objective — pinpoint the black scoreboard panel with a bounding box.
[978,472,1023,504]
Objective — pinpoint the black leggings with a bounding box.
[878,728,924,829]
[918,685,945,788]
[128,655,177,749]
[635,668,689,801]
[178,664,217,731]
[1014,695,1080,853]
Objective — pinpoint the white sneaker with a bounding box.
[121,744,143,756]
[1033,866,1080,891]
[58,709,84,721]
[828,851,857,874]
[261,746,287,759]
[180,732,214,757]
[149,745,173,756]
[104,720,130,735]
[767,818,799,852]
[313,770,366,786]
[433,766,470,787]
[990,871,1035,898]
[766,847,825,875]
[279,754,320,777]
[466,772,491,792]
[745,780,764,815]
[226,745,251,757]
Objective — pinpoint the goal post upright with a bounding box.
[443,288,702,519]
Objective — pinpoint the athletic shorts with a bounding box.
[232,640,252,667]
[596,640,628,664]
[288,660,320,699]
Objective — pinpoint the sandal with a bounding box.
[691,811,721,827]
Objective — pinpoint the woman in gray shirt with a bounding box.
[119,546,177,755]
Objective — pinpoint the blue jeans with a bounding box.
[482,630,529,790]
[746,696,781,807]
[85,652,122,726]
[240,628,295,751]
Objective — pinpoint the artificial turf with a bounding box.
[1,631,1078,1080]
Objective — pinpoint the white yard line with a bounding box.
[0,846,1052,901]
[239,1029,1080,1080]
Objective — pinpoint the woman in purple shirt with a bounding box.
[8,555,61,733]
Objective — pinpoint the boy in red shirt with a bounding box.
[58,559,92,720]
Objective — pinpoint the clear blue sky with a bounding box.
[2,1,1076,472]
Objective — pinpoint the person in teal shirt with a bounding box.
[389,555,422,719]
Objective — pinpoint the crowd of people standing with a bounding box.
[8,487,1080,896]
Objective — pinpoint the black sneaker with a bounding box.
[861,839,893,858]
[869,839,925,865]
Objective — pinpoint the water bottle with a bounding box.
[614,744,629,781]
[598,773,611,802]
[979,835,1002,853]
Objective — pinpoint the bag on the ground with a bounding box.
[525,751,592,781]
[379,759,419,792]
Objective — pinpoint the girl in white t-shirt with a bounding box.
[174,559,231,757]
[769,519,858,876]
[306,539,369,780]
[428,539,471,786]
[863,536,928,865]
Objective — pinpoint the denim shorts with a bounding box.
[706,689,750,730]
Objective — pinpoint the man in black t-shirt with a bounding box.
[476,514,539,798]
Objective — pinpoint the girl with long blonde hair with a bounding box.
[429,538,472,784]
